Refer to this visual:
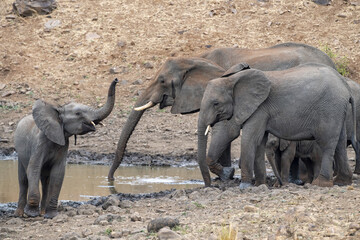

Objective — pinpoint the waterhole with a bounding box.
[0,159,203,203]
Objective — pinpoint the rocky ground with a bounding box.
[1,0,360,239]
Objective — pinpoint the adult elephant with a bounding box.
[265,79,360,186]
[14,79,118,219]
[198,63,355,188]
[108,42,337,181]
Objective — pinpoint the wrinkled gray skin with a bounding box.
[198,63,354,188]
[108,42,337,182]
[266,79,360,186]
[265,134,322,186]
[14,79,118,219]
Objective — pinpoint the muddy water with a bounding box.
[0,160,203,203]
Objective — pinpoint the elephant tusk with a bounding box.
[134,101,155,111]
[91,121,96,127]
[204,125,211,136]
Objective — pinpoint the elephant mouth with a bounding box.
[159,95,174,109]
[80,121,96,135]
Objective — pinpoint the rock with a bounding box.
[243,205,258,212]
[119,200,132,209]
[44,19,61,30]
[53,213,68,223]
[0,84,6,90]
[5,218,23,225]
[312,0,331,5]
[86,32,100,41]
[102,195,120,210]
[5,15,17,20]
[77,204,96,215]
[13,0,57,17]
[130,212,142,222]
[120,80,128,85]
[2,91,15,97]
[110,231,122,238]
[143,62,154,69]
[109,67,121,74]
[59,232,80,240]
[81,228,92,238]
[0,227,16,233]
[158,227,181,240]
[147,217,180,233]
[94,214,122,225]
[117,41,126,48]
[132,79,143,85]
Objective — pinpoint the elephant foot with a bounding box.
[219,167,235,181]
[312,175,333,187]
[44,209,58,219]
[24,205,40,217]
[334,174,352,186]
[274,180,286,188]
[354,166,360,175]
[14,208,24,217]
[239,181,253,190]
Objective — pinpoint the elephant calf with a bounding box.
[14,79,118,219]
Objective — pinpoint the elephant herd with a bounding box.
[13,42,360,218]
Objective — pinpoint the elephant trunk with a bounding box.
[90,79,118,124]
[108,98,147,180]
[197,117,212,187]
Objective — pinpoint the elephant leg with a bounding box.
[25,155,43,217]
[239,119,267,189]
[254,135,267,186]
[15,162,28,217]
[333,125,353,186]
[40,172,50,215]
[218,144,232,167]
[280,143,296,185]
[207,122,240,181]
[313,124,345,187]
[354,141,360,174]
[44,161,66,219]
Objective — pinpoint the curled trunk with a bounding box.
[90,79,118,124]
[197,118,212,187]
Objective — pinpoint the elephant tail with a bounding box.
[350,97,358,154]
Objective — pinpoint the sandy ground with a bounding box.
[1,0,360,239]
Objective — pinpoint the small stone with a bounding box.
[120,80,128,85]
[5,15,16,20]
[349,223,360,230]
[353,20,360,24]
[2,91,15,97]
[110,231,122,238]
[147,217,180,233]
[130,212,142,222]
[0,83,6,90]
[86,32,100,41]
[44,19,61,30]
[243,205,258,212]
[5,218,23,225]
[59,232,80,240]
[109,67,121,74]
[143,62,154,69]
[53,214,68,223]
[117,41,126,47]
[102,195,120,210]
[347,185,354,190]
[132,79,143,85]
[119,200,132,208]
[157,227,181,239]
[81,228,92,238]
[337,14,347,18]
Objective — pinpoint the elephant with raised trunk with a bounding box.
[198,63,355,188]
[14,79,118,219]
[108,42,337,182]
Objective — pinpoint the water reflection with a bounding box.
[0,160,203,203]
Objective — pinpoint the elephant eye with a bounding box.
[75,112,81,116]
[213,101,219,107]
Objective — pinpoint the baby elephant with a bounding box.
[14,79,118,219]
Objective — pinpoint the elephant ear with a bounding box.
[32,99,65,146]
[232,69,271,125]
[279,139,291,151]
[222,63,250,78]
[171,59,225,114]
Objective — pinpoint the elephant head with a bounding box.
[32,79,118,145]
[197,65,271,186]
[108,58,225,180]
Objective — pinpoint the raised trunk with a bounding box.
[197,118,212,187]
[108,102,145,180]
[91,79,118,124]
